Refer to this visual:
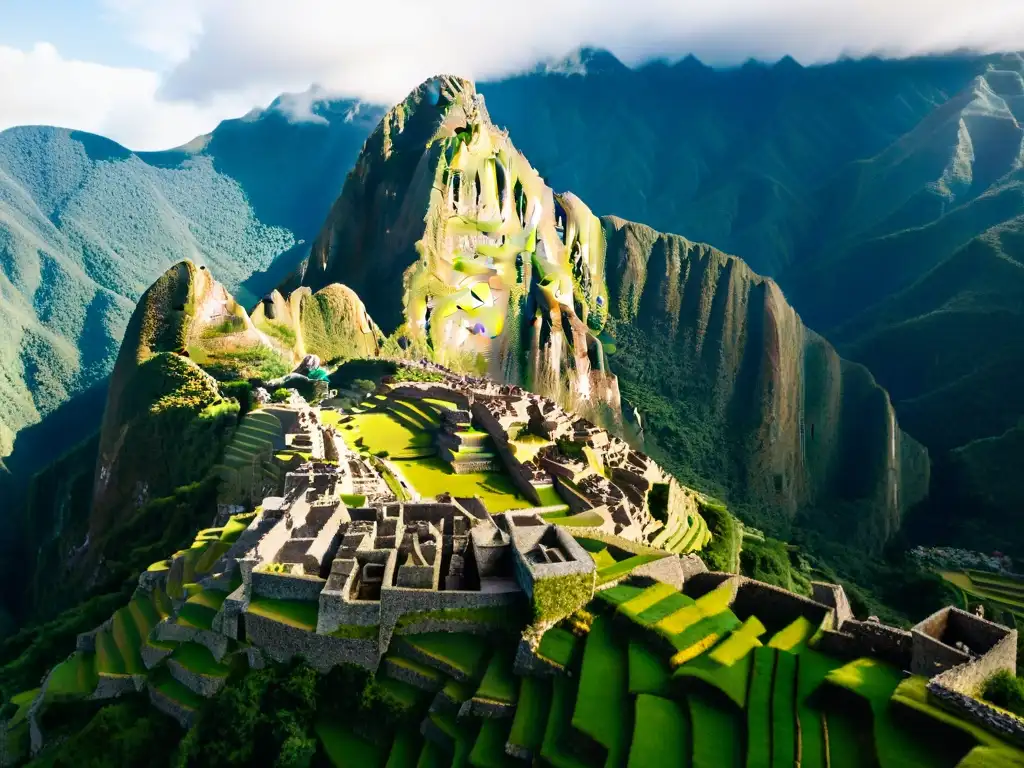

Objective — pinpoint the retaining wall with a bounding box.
[243,612,378,672]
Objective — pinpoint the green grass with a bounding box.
[340,411,434,458]
[247,597,318,631]
[768,616,815,653]
[596,554,668,585]
[747,647,776,768]
[589,548,617,569]
[95,628,126,675]
[171,642,230,677]
[627,639,671,696]
[825,657,904,709]
[508,676,551,755]
[468,718,515,768]
[386,731,423,768]
[772,650,798,768]
[540,674,589,768]
[150,665,205,710]
[797,650,846,768]
[595,583,647,608]
[317,720,385,768]
[666,611,742,666]
[825,707,875,768]
[377,675,427,712]
[396,457,530,512]
[689,694,742,768]
[176,601,218,631]
[475,648,518,704]
[399,632,490,679]
[385,656,446,688]
[673,645,755,708]
[45,653,98,699]
[572,615,630,765]
[616,582,679,622]
[415,740,448,768]
[111,606,146,674]
[627,695,690,768]
[537,627,578,668]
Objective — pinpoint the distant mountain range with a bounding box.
[1,47,1022,558]
[0,96,385,478]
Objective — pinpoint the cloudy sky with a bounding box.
[2,0,1024,150]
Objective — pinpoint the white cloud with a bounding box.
[0,42,258,150]
[3,0,1024,149]
[154,0,1024,104]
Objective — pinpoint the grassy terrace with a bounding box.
[940,570,1024,616]
[398,632,489,679]
[171,642,231,677]
[316,721,384,768]
[150,666,205,711]
[247,597,318,631]
[508,677,552,756]
[336,400,533,512]
[474,646,518,704]
[572,615,630,765]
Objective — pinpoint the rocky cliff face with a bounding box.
[292,76,620,418]
[601,217,930,542]
[290,76,929,545]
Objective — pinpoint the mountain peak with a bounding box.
[540,47,629,77]
[774,54,803,73]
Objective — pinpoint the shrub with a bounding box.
[352,379,376,394]
[201,316,247,338]
[699,500,740,573]
[271,388,291,403]
[219,380,253,417]
[532,571,596,624]
[982,670,1024,716]
[741,537,794,591]
[392,366,444,383]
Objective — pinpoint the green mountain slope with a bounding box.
[601,217,929,543]
[292,76,927,544]
[479,50,1024,552]
[0,94,384,474]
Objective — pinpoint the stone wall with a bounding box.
[471,403,543,506]
[148,685,196,729]
[816,620,912,668]
[912,607,1018,689]
[684,572,740,601]
[932,630,1018,696]
[911,631,970,678]
[304,509,347,576]
[90,674,145,701]
[251,569,325,602]
[377,583,522,656]
[168,660,226,698]
[731,580,832,635]
[244,612,378,672]
[928,681,1024,748]
[627,555,684,590]
[811,582,852,628]
[679,554,709,583]
[154,619,229,660]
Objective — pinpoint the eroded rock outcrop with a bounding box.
[290,76,620,418]
[601,217,930,542]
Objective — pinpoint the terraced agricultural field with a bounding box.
[940,570,1024,616]
[336,399,533,511]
